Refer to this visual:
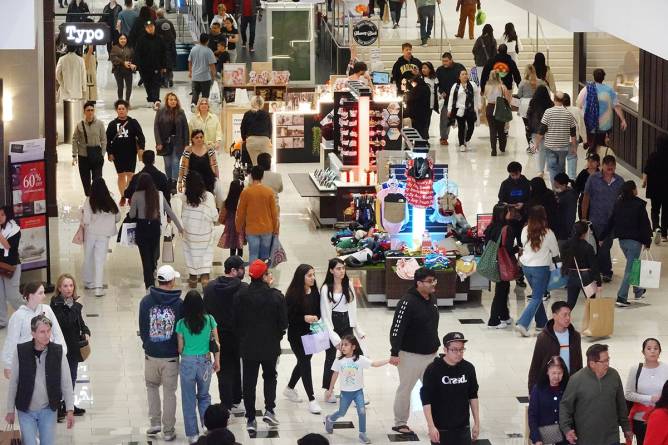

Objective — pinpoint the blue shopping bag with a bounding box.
[547,266,568,291]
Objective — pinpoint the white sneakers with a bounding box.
[308,400,322,414]
[283,387,302,403]
[459,144,466,152]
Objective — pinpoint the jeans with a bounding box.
[329,389,367,433]
[247,233,273,262]
[288,339,315,401]
[17,408,57,445]
[618,239,644,302]
[545,148,568,184]
[566,269,593,309]
[136,219,162,289]
[439,100,451,140]
[180,355,213,438]
[77,155,103,196]
[217,332,242,410]
[0,264,22,326]
[242,357,278,420]
[142,69,162,103]
[533,134,546,174]
[162,149,182,182]
[418,5,434,41]
[486,104,507,153]
[240,15,257,48]
[82,234,110,289]
[516,266,550,329]
[455,113,476,146]
[650,197,668,236]
[192,80,212,105]
[488,280,510,326]
[566,152,577,180]
[145,355,179,435]
[113,70,133,101]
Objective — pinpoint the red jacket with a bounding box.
[645,408,668,445]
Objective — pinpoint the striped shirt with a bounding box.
[539,105,577,149]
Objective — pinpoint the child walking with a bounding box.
[218,179,245,257]
[324,335,389,444]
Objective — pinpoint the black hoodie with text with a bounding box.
[420,356,479,430]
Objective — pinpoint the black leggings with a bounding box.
[136,219,161,289]
[287,339,315,401]
[113,70,133,101]
[633,419,647,445]
[488,280,510,326]
[651,197,668,237]
[455,113,476,146]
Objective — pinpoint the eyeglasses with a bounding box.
[420,279,438,285]
[448,347,465,353]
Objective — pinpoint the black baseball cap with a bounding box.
[443,332,468,346]
[224,255,247,273]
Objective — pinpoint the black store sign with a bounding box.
[59,22,111,45]
[352,20,378,46]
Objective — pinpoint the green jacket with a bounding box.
[559,367,630,445]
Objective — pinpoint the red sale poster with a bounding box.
[17,215,48,271]
[10,161,47,217]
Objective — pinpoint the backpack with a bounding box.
[583,82,599,133]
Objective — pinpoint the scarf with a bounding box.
[450,82,475,117]
[1,220,20,257]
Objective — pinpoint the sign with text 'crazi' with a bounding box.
[58,22,111,45]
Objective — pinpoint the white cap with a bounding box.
[157,265,180,282]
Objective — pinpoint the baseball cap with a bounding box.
[145,20,154,27]
[157,265,180,282]
[442,332,468,346]
[248,259,269,279]
[224,255,247,273]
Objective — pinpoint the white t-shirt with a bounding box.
[329,292,349,313]
[331,355,372,392]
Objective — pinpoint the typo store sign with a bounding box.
[59,23,111,45]
[352,20,378,46]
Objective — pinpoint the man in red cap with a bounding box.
[234,260,287,435]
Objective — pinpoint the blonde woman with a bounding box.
[483,70,513,156]
[154,92,189,191]
[188,98,222,150]
[240,95,272,166]
[516,65,547,150]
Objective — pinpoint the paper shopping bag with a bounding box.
[119,222,137,247]
[301,331,330,355]
[581,297,615,338]
[162,224,174,263]
[639,252,661,289]
[0,424,21,445]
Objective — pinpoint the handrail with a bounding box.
[436,4,452,56]
[535,16,550,65]
[322,17,349,50]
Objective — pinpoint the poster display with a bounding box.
[18,215,48,271]
[11,161,46,217]
[231,114,245,143]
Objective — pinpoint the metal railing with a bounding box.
[527,12,550,65]
[436,4,452,56]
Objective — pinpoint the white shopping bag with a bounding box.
[209,81,221,104]
[639,251,661,289]
[119,222,137,247]
[301,331,330,355]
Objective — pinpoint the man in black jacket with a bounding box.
[124,150,170,203]
[391,43,422,92]
[234,260,287,435]
[436,52,466,146]
[203,256,248,413]
[389,267,440,435]
[479,44,521,92]
[134,20,166,108]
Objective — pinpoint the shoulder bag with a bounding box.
[538,424,563,445]
[574,257,597,298]
[0,262,16,279]
[477,233,501,282]
[498,226,519,281]
[493,91,513,123]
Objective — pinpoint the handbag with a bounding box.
[477,234,501,282]
[574,258,597,298]
[538,424,563,444]
[78,338,91,361]
[0,262,17,279]
[269,235,287,267]
[498,226,519,281]
[0,424,21,445]
[81,121,104,167]
[383,193,407,224]
[493,96,513,123]
[475,8,486,25]
[629,249,661,289]
[581,297,615,337]
[162,223,174,263]
[547,266,568,291]
[157,135,175,156]
[72,224,85,245]
[208,316,219,353]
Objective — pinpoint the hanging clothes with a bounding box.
[404,158,434,209]
[377,181,408,234]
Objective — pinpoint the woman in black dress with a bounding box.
[178,129,219,194]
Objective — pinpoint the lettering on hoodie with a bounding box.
[441,374,468,385]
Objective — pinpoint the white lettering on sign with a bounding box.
[441,374,468,385]
[65,25,105,44]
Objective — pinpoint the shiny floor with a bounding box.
[2,11,666,445]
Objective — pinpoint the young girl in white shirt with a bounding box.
[324,335,389,444]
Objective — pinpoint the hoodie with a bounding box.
[138,286,183,358]
[479,53,521,92]
[389,287,439,357]
[2,304,68,369]
[498,175,530,207]
[391,55,422,90]
[600,196,653,246]
[420,356,479,430]
[203,276,247,335]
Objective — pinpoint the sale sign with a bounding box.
[11,161,47,217]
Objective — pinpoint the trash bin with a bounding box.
[63,99,83,144]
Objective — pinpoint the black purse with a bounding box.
[157,134,175,156]
[81,121,104,167]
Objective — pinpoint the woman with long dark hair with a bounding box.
[283,264,322,414]
[515,205,560,336]
[447,69,481,152]
[129,173,183,289]
[178,129,219,194]
[181,171,218,288]
[560,221,601,309]
[500,22,522,64]
[218,179,245,257]
[320,258,366,402]
[527,85,554,172]
[421,62,440,116]
[532,52,556,94]
[82,178,121,296]
[645,380,668,444]
[472,24,497,75]
[405,74,433,141]
[154,92,189,191]
[528,355,569,445]
[625,338,668,445]
[527,176,559,231]
[176,290,220,443]
[0,205,22,327]
[600,180,652,307]
[485,203,517,328]
[109,34,136,101]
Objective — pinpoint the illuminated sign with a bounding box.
[58,22,111,45]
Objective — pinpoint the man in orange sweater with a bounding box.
[236,166,279,262]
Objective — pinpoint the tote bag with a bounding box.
[72,225,85,245]
[0,424,21,445]
[493,96,513,123]
[269,235,287,267]
[629,250,661,289]
[581,297,615,338]
[498,226,519,281]
[477,234,501,283]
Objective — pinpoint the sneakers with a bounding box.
[503,317,513,325]
[246,418,257,433]
[654,229,661,245]
[187,435,198,444]
[602,274,613,283]
[230,403,245,414]
[488,321,508,329]
[459,144,466,152]
[308,400,322,414]
[440,138,448,145]
[491,149,497,156]
[392,23,399,29]
[634,289,647,300]
[359,432,372,444]
[420,40,428,47]
[262,410,280,426]
[94,288,105,297]
[615,299,631,307]
[146,426,162,435]
[325,415,335,434]
[514,323,530,337]
[283,387,302,402]
[73,406,86,416]
[163,432,176,441]
[543,292,551,302]
[324,392,337,403]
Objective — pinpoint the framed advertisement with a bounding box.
[17,215,48,271]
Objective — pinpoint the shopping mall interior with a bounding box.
[0,0,667,444]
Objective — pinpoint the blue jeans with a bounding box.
[247,233,273,263]
[180,355,213,437]
[329,389,366,433]
[517,266,550,329]
[533,134,546,174]
[17,408,57,445]
[545,148,568,185]
[566,152,577,180]
[618,239,644,302]
[162,149,182,182]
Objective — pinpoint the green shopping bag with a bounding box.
[628,258,642,287]
[477,234,501,282]
[475,9,486,26]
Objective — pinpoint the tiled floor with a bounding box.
[2,3,667,445]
